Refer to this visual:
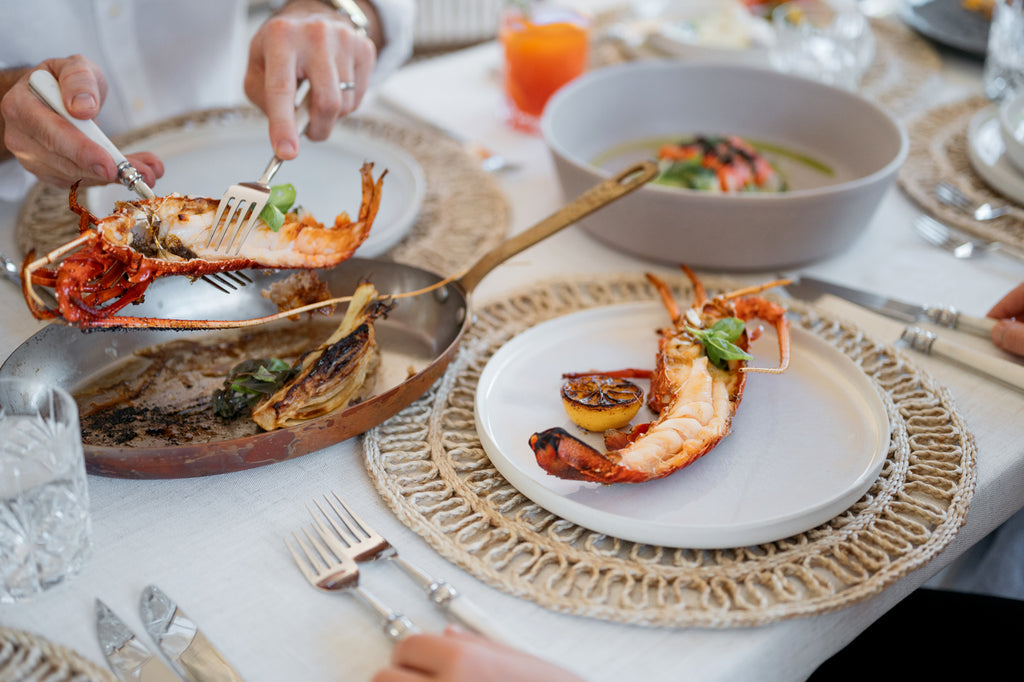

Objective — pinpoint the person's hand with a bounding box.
[0,55,163,189]
[372,627,585,682]
[245,0,377,161]
[988,281,1024,356]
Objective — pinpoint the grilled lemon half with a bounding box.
[560,375,643,432]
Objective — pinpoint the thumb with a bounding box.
[991,319,1024,357]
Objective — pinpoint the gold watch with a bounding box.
[321,0,370,36]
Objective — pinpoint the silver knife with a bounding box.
[899,326,1024,393]
[140,585,243,682]
[787,276,996,338]
[95,599,181,682]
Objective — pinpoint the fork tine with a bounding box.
[205,198,233,249]
[218,201,255,252]
[285,533,319,582]
[329,492,373,540]
[229,206,265,255]
[313,497,360,547]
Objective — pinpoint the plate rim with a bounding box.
[474,301,891,549]
[967,106,1024,205]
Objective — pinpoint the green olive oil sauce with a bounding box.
[592,135,837,192]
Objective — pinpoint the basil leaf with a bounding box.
[257,183,296,233]
[686,325,753,370]
[259,203,285,232]
[212,357,297,419]
[710,317,746,343]
[268,183,296,211]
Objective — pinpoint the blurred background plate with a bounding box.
[900,0,991,57]
[85,119,426,258]
[475,302,890,549]
[967,106,1024,204]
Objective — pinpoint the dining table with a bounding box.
[2,9,1024,682]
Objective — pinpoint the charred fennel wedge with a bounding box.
[251,281,392,430]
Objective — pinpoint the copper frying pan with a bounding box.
[0,162,658,478]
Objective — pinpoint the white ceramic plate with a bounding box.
[85,119,426,258]
[475,303,890,549]
[967,106,1024,206]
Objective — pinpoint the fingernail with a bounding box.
[277,141,296,157]
[72,93,97,112]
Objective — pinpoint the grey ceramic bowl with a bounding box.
[541,61,908,270]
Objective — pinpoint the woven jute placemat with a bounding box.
[0,627,115,682]
[899,96,1024,250]
[592,16,942,117]
[363,273,976,628]
[15,108,509,278]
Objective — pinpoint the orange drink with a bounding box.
[500,2,590,132]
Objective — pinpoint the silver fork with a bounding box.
[311,492,520,647]
[914,215,1024,264]
[205,86,311,255]
[286,524,420,641]
[933,182,1012,221]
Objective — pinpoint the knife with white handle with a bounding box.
[95,599,181,682]
[28,69,155,199]
[140,585,243,682]
[788,277,996,339]
[899,326,1024,393]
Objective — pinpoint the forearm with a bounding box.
[0,65,33,161]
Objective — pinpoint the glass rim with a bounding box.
[0,376,79,424]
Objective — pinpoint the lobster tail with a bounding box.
[530,428,653,484]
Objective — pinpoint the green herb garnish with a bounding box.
[211,357,297,419]
[258,183,297,232]
[686,317,753,370]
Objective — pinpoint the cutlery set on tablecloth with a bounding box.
[96,585,241,682]
[787,276,1024,393]
[288,492,519,646]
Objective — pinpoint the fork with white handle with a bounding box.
[933,182,1012,221]
[914,215,1024,264]
[287,524,421,641]
[310,492,523,648]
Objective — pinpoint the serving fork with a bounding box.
[205,86,311,255]
[286,524,420,641]
[914,215,1024,263]
[933,182,1011,221]
[310,492,519,646]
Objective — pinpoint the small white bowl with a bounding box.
[540,61,908,270]
[999,91,1024,177]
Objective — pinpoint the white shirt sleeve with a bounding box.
[0,0,415,202]
[370,0,416,84]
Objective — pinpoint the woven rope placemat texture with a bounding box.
[899,96,1024,249]
[363,273,976,628]
[15,108,509,278]
[0,627,115,682]
[591,16,942,117]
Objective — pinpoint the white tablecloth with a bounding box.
[2,36,1024,682]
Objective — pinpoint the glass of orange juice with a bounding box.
[500,1,590,133]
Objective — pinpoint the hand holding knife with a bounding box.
[786,275,1024,393]
[786,276,996,338]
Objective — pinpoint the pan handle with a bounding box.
[458,160,659,294]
